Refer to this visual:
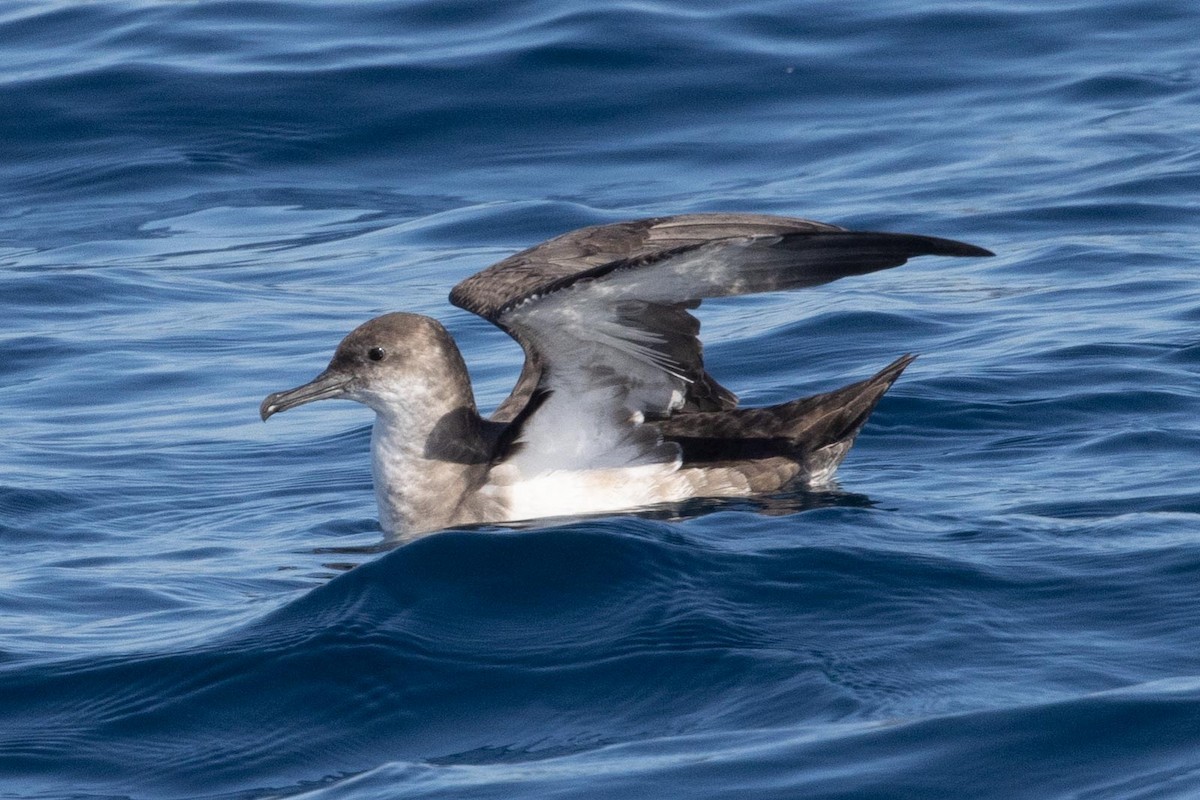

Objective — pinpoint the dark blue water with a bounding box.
[2,1,1199,797]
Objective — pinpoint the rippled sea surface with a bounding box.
[3,1,1199,798]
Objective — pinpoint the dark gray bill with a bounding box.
[260,370,351,421]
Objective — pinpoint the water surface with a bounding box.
[2,1,1199,798]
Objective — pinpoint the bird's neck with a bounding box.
[368,385,493,537]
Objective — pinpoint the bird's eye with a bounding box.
[368,347,386,362]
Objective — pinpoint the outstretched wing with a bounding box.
[453,214,849,421]
[449,213,991,473]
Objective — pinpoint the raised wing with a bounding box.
[449,213,991,473]
[451,214,847,318]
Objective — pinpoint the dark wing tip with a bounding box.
[833,232,992,263]
[914,236,994,258]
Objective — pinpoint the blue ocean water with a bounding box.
[2,0,1199,797]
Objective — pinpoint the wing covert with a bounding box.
[447,213,991,473]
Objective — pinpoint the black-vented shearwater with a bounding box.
[261,213,992,536]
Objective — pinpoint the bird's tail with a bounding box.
[781,354,916,482]
[661,353,915,479]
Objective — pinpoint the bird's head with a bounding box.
[260,312,469,421]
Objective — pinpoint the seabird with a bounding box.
[261,213,991,536]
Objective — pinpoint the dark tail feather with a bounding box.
[663,354,915,471]
[783,354,916,448]
[784,354,915,481]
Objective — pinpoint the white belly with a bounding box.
[483,462,698,523]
